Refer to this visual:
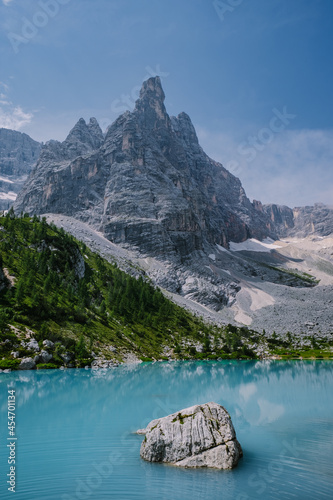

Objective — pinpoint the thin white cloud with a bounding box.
[2,0,14,5]
[0,105,33,130]
[0,84,33,130]
[197,126,333,208]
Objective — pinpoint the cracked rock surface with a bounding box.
[137,402,242,469]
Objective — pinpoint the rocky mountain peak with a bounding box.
[61,117,104,159]
[87,117,104,143]
[137,76,165,104]
[14,76,274,257]
[0,128,41,176]
[134,76,169,129]
[6,77,333,332]
[171,112,200,148]
[65,117,91,145]
[66,117,103,148]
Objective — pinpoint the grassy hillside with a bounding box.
[0,211,261,369]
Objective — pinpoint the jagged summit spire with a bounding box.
[87,117,104,142]
[14,74,276,265]
[138,76,165,102]
[65,118,89,143]
[64,117,104,152]
[134,76,169,127]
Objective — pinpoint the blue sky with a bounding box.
[0,0,332,207]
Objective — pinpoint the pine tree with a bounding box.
[0,310,8,332]
[15,279,25,304]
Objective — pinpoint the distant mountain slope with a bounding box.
[264,203,333,237]
[0,128,41,210]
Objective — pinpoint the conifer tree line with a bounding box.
[0,210,259,362]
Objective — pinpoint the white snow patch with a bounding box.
[209,254,216,261]
[229,238,283,253]
[222,269,231,275]
[216,244,229,253]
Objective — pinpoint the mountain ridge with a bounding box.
[7,77,332,243]
[5,77,333,330]
[14,77,274,256]
[263,202,333,238]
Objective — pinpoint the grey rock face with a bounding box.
[0,128,41,176]
[19,357,36,370]
[40,350,52,363]
[91,359,119,369]
[289,204,333,237]
[14,77,273,256]
[263,203,333,238]
[137,402,242,469]
[0,128,41,210]
[42,339,54,349]
[262,203,295,236]
[60,352,72,364]
[26,338,40,352]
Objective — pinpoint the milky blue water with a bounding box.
[0,361,333,500]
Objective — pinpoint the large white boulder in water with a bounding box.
[137,402,242,469]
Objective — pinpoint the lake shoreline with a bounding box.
[1,355,333,374]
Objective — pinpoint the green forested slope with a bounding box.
[0,211,258,368]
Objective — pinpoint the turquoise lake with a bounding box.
[0,361,333,499]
